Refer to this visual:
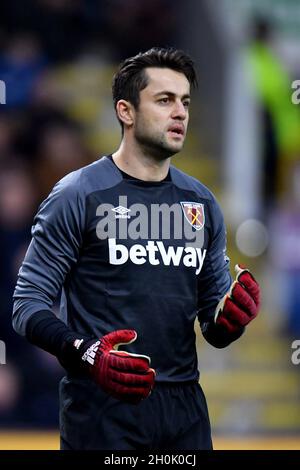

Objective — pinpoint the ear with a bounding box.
[116,100,134,128]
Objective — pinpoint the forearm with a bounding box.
[25,310,91,369]
[201,318,244,348]
[26,310,75,354]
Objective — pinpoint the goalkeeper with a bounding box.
[12,47,260,450]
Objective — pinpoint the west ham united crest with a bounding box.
[180,202,205,230]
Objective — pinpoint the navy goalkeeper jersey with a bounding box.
[13,156,231,382]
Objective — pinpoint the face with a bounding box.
[132,67,190,159]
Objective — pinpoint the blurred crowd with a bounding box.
[247,18,300,338]
[0,0,179,428]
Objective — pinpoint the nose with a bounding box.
[171,100,187,120]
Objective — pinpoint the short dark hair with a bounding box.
[112,47,197,123]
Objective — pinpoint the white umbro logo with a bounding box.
[111,205,131,219]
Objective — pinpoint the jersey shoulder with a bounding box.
[36,156,120,222]
[55,155,121,198]
[170,164,215,201]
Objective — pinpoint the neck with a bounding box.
[112,139,171,182]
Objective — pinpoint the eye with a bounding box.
[158,97,169,104]
[183,100,190,109]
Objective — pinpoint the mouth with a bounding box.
[168,125,185,139]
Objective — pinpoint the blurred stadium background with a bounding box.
[0,0,300,450]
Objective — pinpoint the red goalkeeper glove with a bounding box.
[74,329,155,404]
[214,265,260,334]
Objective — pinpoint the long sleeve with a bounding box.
[197,197,244,347]
[12,171,86,336]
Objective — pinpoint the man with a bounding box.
[12,47,260,450]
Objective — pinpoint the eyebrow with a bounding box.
[153,91,191,100]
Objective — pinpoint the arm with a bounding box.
[12,173,85,338]
[12,174,154,403]
[197,198,260,348]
